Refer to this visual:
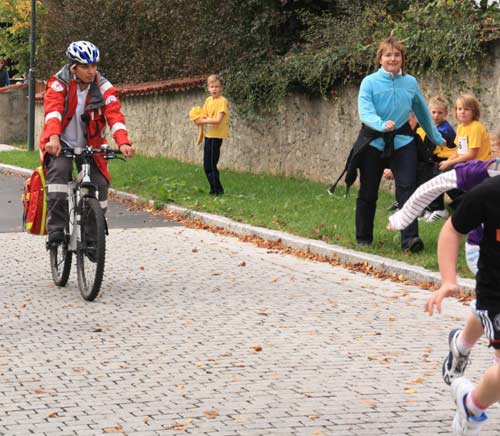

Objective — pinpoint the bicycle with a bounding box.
[48,143,124,301]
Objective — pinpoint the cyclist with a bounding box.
[40,41,135,246]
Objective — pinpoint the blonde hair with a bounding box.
[455,94,481,121]
[207,74,223,86]
[429,96,449,112]
[375,36,406,71]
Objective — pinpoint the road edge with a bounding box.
[0,162,475,294]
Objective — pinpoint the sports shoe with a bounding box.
[419,210,432,221]
[451,377,488,436]
[425,209,449,223]
[46,230,65,249]
[443,329,470,385]
[402,236,424,253]
[387,200,399,211]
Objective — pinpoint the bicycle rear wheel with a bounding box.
[76,197,106,301]
[49,236,72,286]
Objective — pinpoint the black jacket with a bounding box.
[329,122,414,195]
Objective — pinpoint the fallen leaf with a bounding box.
[414,377,425,384]
[143,416,149,424]
[251,345,263,352]
[103,424,126,434]
[47,411,58,418]
[34,389,48,395]
[192,248,198,253]
[239,261,246,267]
[162,423,186,431]
[308,415,320,420]
[404,388,417,394]
[139,266,145,271]
[257,312,269,316]
[359,399,377,408]
[203,409,219,419]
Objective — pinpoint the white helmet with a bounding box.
[66,41,100,64]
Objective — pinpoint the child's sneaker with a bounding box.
[451,377,488,436]
[425,209,449,223]
[419,210,432,221]
[386,200,399,211]
[443,329,470,385]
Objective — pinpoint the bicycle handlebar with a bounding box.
[59,142,124,160]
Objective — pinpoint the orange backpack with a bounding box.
[22,166,48,235]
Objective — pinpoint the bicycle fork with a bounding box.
[68,162,99,252]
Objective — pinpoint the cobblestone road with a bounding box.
[0,226,498,435]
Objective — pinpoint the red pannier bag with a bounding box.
[22,166,48,235]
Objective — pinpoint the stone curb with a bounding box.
[0,162,476,294]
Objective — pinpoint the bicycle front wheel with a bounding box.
[50,237,72,286]
[76,197,106,301]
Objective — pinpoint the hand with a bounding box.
[119,143,136,158]
[383,169,394,180]
[44,135,61,156]
[439,160,451,171]
[195,117,206,125]
[385,120,396,131]
[424,283,459,315]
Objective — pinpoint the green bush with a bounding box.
[225,0,498,115]
[34,0,499,116]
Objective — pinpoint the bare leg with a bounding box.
[472,349,500,408]
[461,313,484,348]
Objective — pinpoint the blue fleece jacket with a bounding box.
[358,68,444,151]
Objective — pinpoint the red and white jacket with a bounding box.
[40,64,131,181]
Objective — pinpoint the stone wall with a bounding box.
[0,84,28,144]
[34,41,500,184]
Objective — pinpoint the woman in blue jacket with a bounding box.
[356,36,445,252]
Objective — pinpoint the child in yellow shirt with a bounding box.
[195,74,229,196]
[439,94,491,172]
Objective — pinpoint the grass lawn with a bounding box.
[0,148,471,277]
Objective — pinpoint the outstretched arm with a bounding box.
[425,218,463,315]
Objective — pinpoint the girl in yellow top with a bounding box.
[195,74,229,195]
[439,94,491,172]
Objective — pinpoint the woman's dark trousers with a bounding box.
[356,142,419,248]
[203,137,224,194]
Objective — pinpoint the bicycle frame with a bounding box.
[66,147,98,252]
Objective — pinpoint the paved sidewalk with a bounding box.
[0,144,19,151]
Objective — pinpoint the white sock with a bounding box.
[456,332,474,355]
[466,390,486,418]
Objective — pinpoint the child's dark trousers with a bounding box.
[203,137,224,195]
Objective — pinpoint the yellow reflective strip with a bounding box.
[38,167,47,235]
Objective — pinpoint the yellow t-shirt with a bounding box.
[202,95,229,139]
[454,120,491,161]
